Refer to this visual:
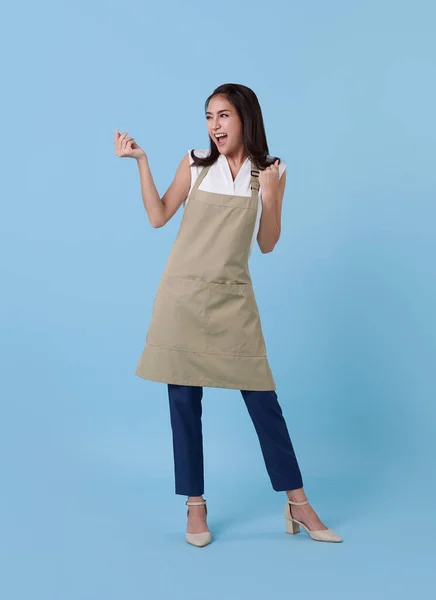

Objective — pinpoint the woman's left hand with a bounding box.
[258,160,280,200]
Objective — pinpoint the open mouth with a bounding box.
[215,134,227,146]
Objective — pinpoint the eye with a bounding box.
[206,114,229,120]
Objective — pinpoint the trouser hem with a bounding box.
[271,477,304,492]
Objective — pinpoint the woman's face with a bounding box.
[206,94,244,155]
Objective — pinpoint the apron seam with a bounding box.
[161,272,252,288]
[145,342,267,358]
[195,200,258,211]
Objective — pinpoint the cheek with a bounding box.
[229,120,242,138]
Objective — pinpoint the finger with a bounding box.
[116,131,128,151]
[114,129,122,150]
[122,137,134,151]
[121,132,133,150]
[120,135,132,149]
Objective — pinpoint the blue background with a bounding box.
[1,0,435,598]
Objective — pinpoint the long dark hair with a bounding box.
[190,83,281,171]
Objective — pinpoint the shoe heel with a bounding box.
[285,518,300,535]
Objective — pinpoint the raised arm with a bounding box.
[136,153,191,228]
[257,161,286,253]
[114,129,190,228]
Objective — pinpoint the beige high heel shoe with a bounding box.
[185,499,212,547]
[285,499,342,543]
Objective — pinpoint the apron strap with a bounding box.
[250,160,260,203]
[192,163,212,194]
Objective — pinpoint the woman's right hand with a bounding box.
[114,129,146,160]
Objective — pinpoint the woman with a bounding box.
[114,83,342,547]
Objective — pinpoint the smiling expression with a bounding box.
[206,94,244,155]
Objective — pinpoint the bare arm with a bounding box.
[136,153,191,228]
[114,129,190,228]
[257,168,286,253]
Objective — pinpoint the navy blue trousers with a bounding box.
[167,384,303,496]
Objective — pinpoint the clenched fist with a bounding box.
[259,159,280,198]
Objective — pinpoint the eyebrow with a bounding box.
[205,109,231,115]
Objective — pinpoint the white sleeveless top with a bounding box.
[185,149,287,258]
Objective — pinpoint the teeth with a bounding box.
[216,133,227,138]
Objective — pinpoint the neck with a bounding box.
[223,148,249,170]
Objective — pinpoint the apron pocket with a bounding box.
[205,283,267,356]
[146,275,208,353]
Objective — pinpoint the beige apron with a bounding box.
[135,159,276,391]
